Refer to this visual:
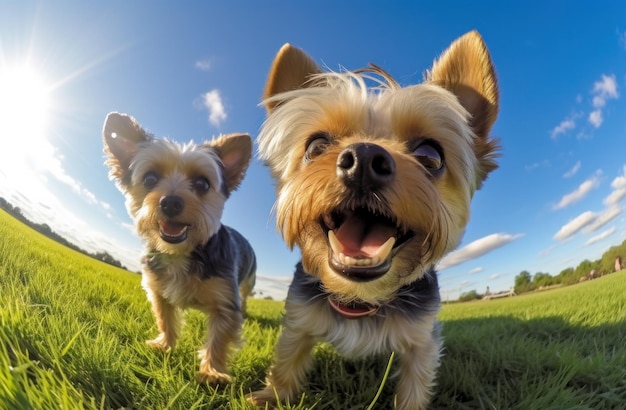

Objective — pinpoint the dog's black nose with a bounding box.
[160,195,185,217]
[337,143,395,192]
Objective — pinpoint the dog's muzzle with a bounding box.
[159,195,190,243]
[323,143,414,281]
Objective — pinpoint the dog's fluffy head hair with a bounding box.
[258,31,499,304]
[103,112,252,256]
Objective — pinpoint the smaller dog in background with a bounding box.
[248,30,499,409]
[103,112,256,385]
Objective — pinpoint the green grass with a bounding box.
[1,208,625,409]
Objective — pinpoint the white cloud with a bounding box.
[201,89,227,126]
[489,273,501,280]
[584,227,616,246]
[539,244,557,258]
[592,74,618,105]
[0,130,110,215]
[588,74,618,128]
[195,59,212,71]
[592,96,606,108]
[550,118,575,139]
[553,171,601,210]
[588,109,603,128]
[121,222,137,234]
[253,275,292,300]
[468,267,484,274]
[583,206,622,233]
[553,211,596,241]
[604,165,626,207]
[563,161,581,178]
[439,233,524,270]
[604,188,626,207]
[525,160,551,172]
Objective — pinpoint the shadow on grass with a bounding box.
[243,316,626,409]
[435,316,625,409]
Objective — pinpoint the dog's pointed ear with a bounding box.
[425,31,500,185]
[210,133,253,193]
[102,112,150,185]
[263,43,321,112]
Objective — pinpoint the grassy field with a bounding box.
[1,208,625,409]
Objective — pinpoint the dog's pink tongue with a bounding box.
[336,214,395,258]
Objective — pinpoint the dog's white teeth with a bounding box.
[328,230,344,255]
[337,253,379,267]
[373,237,396,263]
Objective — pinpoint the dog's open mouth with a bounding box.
[159,220,190,244]
[328,295,379,319]
[322,207,414,281]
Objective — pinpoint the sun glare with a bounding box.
[0,66,51,165]
[0,66,50,140]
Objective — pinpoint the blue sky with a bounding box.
[1,1,625,301]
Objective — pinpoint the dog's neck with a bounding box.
[291,263,441,319]
[190,225,232,275]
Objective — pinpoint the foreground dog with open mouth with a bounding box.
[248,30,499,409]
[103,113,256,385]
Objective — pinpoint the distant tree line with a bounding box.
[513,239,626,295]
[458,289,481,302]
[457,238,625,302]
[0,197,127,270]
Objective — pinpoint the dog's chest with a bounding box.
[143,259,221,309]
[327,310,423,356]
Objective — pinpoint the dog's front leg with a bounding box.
[247,325,316,406]
[394,330,441,410]
[145,290,181,351]
[196,306,243,385]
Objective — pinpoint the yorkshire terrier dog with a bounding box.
[102,112,256,385]
[248,31,499,409]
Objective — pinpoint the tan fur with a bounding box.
[249,31,499,409]
[425,30,500,186]
[263,43,321,111]
[103,112,256,385]
[208,133,253,192]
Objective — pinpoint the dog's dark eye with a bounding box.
[192,176,210,194]
[304,132,331,161]
[413,141,444,173]
[143,171,159,190]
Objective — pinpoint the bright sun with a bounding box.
[0,66,51,167]
[0,64,60,209]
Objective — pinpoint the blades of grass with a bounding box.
[366,351,395,410]
[164,381,191,410]
[60,324,88,357]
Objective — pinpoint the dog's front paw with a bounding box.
[246,387,279,407]
[196,369,233,385]
[146,335,173,351]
